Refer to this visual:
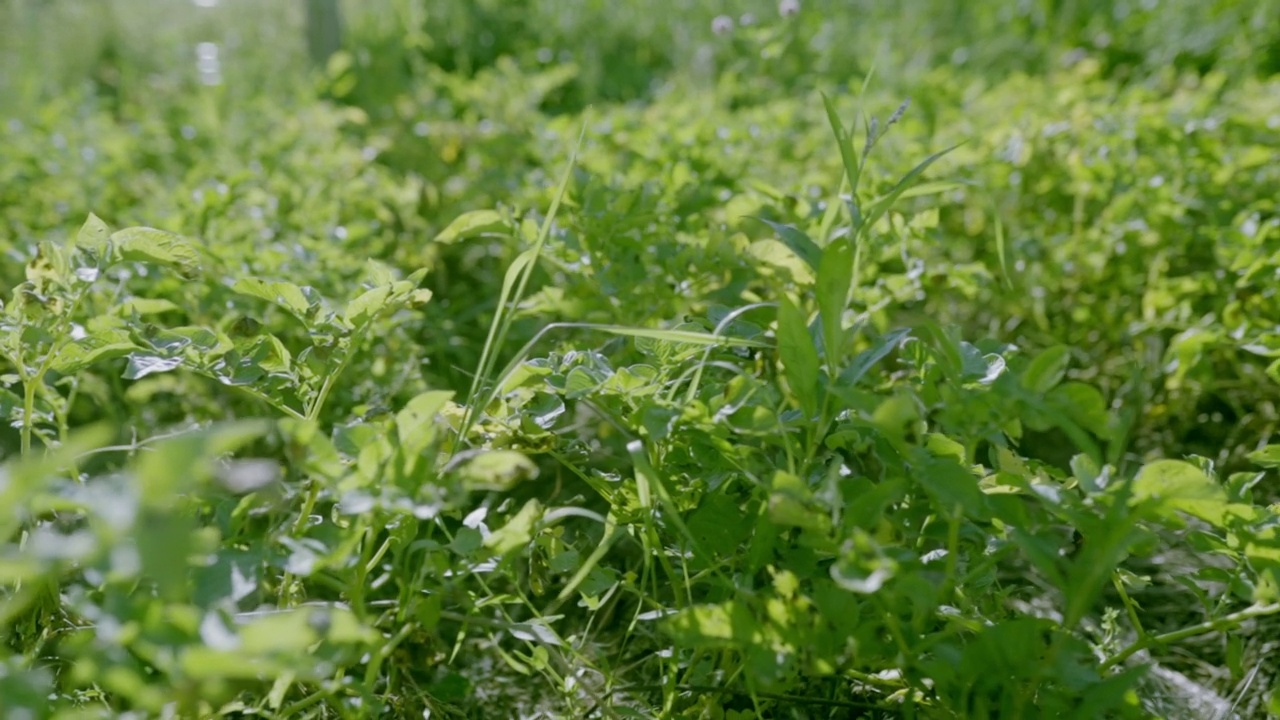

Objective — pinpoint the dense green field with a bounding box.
[3,1,1280,717]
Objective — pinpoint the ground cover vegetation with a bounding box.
[3,0,1280,717]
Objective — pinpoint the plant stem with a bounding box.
[1102,602,1280,670]
[21,379,35,457]
[1112,571,1146,642]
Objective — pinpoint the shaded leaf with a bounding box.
[777,295,820,417]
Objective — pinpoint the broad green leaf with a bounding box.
[77,213,111,252]
[776,296,821,417]
[925,433,967,463]
[687,492,752,558]
[111,227,201,278]
[911,452,991,520]
[238,605,377,655]
[1050,381,1110,438]
[816,237,854,370]
[24,241,66,292]
[344,285,393,326]
[52,340,135,375]
[484,499,544,555]
[434,209,510,244]
[232,278,314,317]
[767,471,829,532]
[748,238,816,284]
[662,601,761,647]
[1021,345,1072,395]
[751,218,822,271]
[396,390,454,455]
[1247,445,1280,468]
[1064,501,1143,629]
[1131,459,1230,526]
[123,354,183,380]
[118,297,181,316]
[0,425,114,540]
[450,449,539,491]
[180,648,280,682]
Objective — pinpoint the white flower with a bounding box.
[711,15,734,35]
[779,0,800,17]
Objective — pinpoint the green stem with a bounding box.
[1102,602,1280,670]
[20,378,35,457]
[1112,572,1146,642]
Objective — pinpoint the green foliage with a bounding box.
[3,1,1280,718]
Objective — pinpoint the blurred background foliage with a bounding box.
[3,0,1279,471]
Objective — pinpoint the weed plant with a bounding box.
[2,1,1280,718]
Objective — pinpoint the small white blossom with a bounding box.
[711,15,734,35]
[779,0,800,17]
